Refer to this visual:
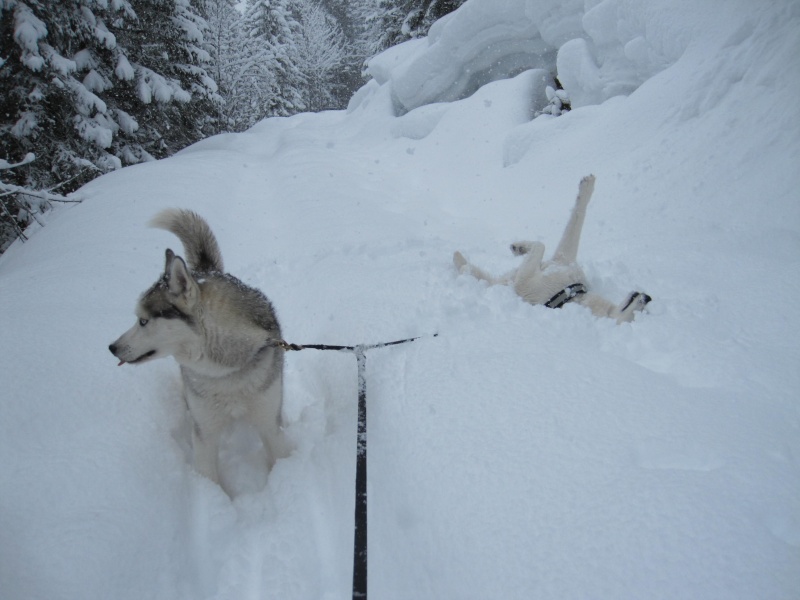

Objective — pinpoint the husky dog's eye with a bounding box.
[139,318,149,327]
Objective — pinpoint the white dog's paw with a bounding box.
[618,291,652,321]
[510,241,545,256]
[510,242,533,256]
[577,174,596,207]
[453,251,468,271]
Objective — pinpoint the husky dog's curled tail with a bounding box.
[149,209,224,273]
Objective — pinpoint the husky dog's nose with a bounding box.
[108,343,118,355]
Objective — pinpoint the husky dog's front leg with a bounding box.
[185,392,226,485]
[252,373,291,469]
[191,420,224,484]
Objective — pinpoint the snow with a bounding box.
[1,1,800,599]
[93,20,116,50]
[115,54,135,81]
[83,69,110,93]
[13,3,47,72]
[13,3,47,54]
[43,45,77,77]
[365,0,554,114]
[10,111,38,139]
[135,68,190,104]
[66,78,107,116]
[114,108,139,135]
[73,114,114,149]
[73,48,96,71]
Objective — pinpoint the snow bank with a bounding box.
[2,1,800,599]
[364,0,555,114]
[358,0,752,114]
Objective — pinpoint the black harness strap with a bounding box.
[544,283,587,309]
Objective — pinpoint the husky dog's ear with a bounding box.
[163,248,176,275]
[164,248,198,303]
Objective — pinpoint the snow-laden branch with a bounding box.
[0,152,36,170]
[0,181,83,203]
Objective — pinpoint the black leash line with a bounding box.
[276,333,434,353]
[276,333,436,600]
[352,346,367,600]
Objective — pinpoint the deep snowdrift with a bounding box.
[1,1,799,599]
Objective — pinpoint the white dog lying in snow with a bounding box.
[453,175,651,323]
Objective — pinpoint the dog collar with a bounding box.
[545,283,587,309]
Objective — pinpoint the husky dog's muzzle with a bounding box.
[108,341,156,366]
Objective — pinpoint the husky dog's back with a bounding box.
[110,210,289,494]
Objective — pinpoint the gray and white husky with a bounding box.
[109,209,289,490]
[454,175,651,323]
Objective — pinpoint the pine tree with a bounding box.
[109,0,221,157]
[359,0,406,57]
[318,0,372,95]
[294,1,350,111]
[243,0,305,117]
[201,0,274,131]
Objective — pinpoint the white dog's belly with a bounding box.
[514,262,587,306]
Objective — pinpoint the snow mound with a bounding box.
[357,0,730,114]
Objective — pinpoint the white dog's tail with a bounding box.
[150,209,224,273]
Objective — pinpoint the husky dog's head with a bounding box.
[109,249,201,366]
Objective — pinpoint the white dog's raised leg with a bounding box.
[552,174,595,265]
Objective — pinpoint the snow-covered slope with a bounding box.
[1,1,799,599]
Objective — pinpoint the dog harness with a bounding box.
[545,283,587,309]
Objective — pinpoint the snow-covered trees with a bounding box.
[237,0,355,118]
[295,1,350,111]
[242,0,306,117]
[112,0,221,155]
[1,0,463,252]
[1,0,219,177]
[201,0,276,132]
[358,0,467,56]
[0,153,78,251]
[1,0,218,247]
